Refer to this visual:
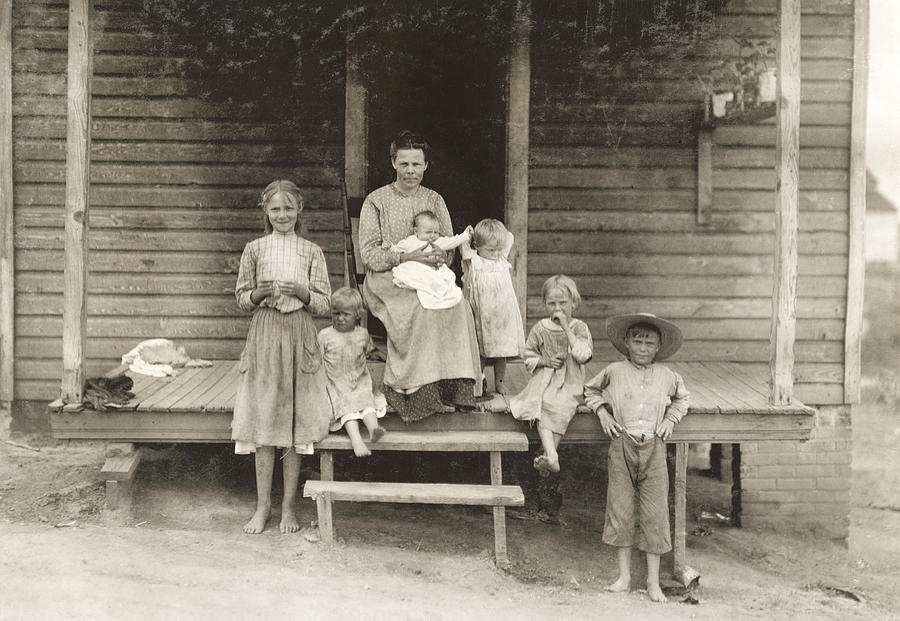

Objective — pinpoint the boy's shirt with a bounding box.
[584,361,690,438]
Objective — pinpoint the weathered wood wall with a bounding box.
[13,0,344,399]
[528,0,853,405]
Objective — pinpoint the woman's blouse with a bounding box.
[235,231,331,315]
[358,184,453,272]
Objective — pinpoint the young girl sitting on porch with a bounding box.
[460,218,525,395]
[318,287,388,457]
[509,275,593,474]
[232,179,333,535]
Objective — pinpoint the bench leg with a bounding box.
[103,444,141,513]
[105,479,132,511]
[315,492,334,544]
[673,442,688,580]
[490,451,510,569]
[320,450,334,482]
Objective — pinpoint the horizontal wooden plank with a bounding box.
[14,185,342,209]
[531,123,697,147]
[13,118,342,141]
[554,339,844,363]
[526,274,847,300]
[16,293,247,317]
[528,231,847,255]
[317,431,529,452]
[713,169,848,191]
[722,0,852,15]
[15,272,343,296]
[302,481,525,506]
[528,210,847,233]
[524,296,846,319]
[13,74,197,97]
[719,14,853,38]
[15,28,158,53]
[528,253,848,276]
[15,249,344,275]
[713,125,850,147]
[14,161,341,186]
[529,188,849,212]
[100,450,142,481]
[16,336,247,361]
[16,316,253,339]
[14,50,193,77]
[14,229,344,252]
[16,207,343,232]
[530,146,696,168]
[14,139,344,165]
[14,5,148,30]
[713,146,849,169]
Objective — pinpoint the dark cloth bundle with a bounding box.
[82,375,135,410]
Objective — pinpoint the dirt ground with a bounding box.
[2,267,899,620]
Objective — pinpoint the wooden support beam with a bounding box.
[315,492,334,544]
[0,0,14,425]
[505,0,531,326]
[844,0,869,404]
[62,0,94,403]
[344,37,367,289]
[490,451,509,570]
[769,0,801,406]
[673,442,688,580]
[696,128,713,225]
[319,450,334,482]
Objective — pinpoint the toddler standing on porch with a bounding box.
[232,179,333,535]
[584,312,690,603]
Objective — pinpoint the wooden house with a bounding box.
[1,0,867,543]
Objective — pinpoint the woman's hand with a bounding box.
[278,280,310,304]
[250,281,276,305]
[402,248,445,268]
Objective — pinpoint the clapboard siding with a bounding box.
[12,0,344,400]
[529,1,853,405]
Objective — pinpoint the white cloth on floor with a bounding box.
[121,338,213,377]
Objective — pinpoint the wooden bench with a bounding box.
[308,430,529,568]
[99,442,142,511]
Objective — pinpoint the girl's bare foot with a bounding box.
[280,506,300,533]
[546,453,560,473]
[605,575,630,593]
[243,504,271,534]
[647,584,668,602]
[350,435,371,457]
[533,454,550,472]
[369,426,386,442]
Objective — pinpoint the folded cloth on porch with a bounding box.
[121,338,213,377]
[82,375,134,410]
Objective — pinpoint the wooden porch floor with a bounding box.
[51,360,815,443]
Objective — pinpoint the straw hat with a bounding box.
[605,313,683,361]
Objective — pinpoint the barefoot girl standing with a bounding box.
[232,179,333,534]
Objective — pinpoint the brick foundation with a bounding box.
[740,405,852,541]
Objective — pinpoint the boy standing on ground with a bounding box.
[584,313,690,603]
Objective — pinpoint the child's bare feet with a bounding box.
[280,505,300,534]
[534,453,561,473]
[605,575,630,593]
[243,504,271,534]
[350,434,371,457]
[647,583,668,602]
[369,425,385,442]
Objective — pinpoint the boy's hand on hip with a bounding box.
[597,410,621,438]
[656,419,675,441]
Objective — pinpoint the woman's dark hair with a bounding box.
[390,130,430,162]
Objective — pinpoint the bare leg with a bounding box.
[361,410,385,442]
[646,552,667,602]
[493,358,509,394]
[534,426,562,473]
[605,546,632,592]
[345,420,371,457]
[243,446,273,534]
[280,449,301,533]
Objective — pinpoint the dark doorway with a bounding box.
[365,17,509,233]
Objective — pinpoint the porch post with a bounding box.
[1,0,13,431]
[344,37,367,289]
[62,0,93,403]
[844,0,869,404]
[505,0,531,325]
[769,0,800,406]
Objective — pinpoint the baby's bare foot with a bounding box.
[605,575,630,593]
[350,435,371,457]
[647,583,668,602]
[243,505,271,535]
[280,506,300,534]
[369,426,386,443]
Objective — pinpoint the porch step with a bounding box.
[316,430,529,453]
[303,480,525,506]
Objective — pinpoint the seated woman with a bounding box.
[358,130,482,422]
